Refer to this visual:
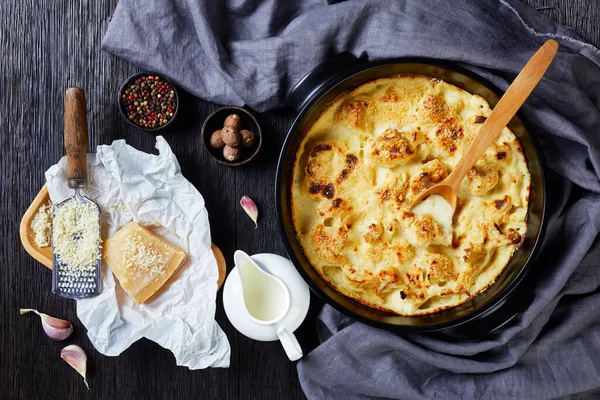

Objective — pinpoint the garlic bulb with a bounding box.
[19,308,73,341]
[61,345,89,389]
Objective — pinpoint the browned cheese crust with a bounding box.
[290,75,530,316]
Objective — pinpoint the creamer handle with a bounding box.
[276,327,303,361]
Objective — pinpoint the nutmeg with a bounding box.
[223,145,242,161]
[221,126,241,147]
[239,129,256,148]
[223,114,242,131]
[209,129,225,149]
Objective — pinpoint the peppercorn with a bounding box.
[121,75,177,129]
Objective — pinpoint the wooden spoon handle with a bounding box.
[64,87,89,188]
[448,40,558,187]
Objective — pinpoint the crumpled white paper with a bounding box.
[45,137,230,369]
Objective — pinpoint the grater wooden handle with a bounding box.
[64,87,89,188]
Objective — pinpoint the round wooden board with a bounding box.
[20,184,227,290]
[211,243,227,290]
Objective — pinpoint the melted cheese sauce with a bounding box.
[412,194,454,244]
[290,75,530,316]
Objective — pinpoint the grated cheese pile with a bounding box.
[109,202,130,214]
[122,233,168,278]
[31,204,52,247]
[53,200,101,271]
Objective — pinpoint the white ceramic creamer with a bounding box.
[238,257,288,321]
[234,250,303,361]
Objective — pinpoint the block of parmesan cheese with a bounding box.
[104,222,187,304]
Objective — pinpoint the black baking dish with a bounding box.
[276,53,547,332]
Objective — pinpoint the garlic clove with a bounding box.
[240,195,258,228]
[20,308,73,341]
[61,345,89,390]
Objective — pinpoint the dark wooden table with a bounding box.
[1,1,598,399]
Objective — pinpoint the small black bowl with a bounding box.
[117,72,180,132]
[201,106,262,167]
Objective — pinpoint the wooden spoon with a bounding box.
[410,39,558,211]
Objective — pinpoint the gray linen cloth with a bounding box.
[103,0,600,398]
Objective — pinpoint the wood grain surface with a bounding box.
[0,1,598,399]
